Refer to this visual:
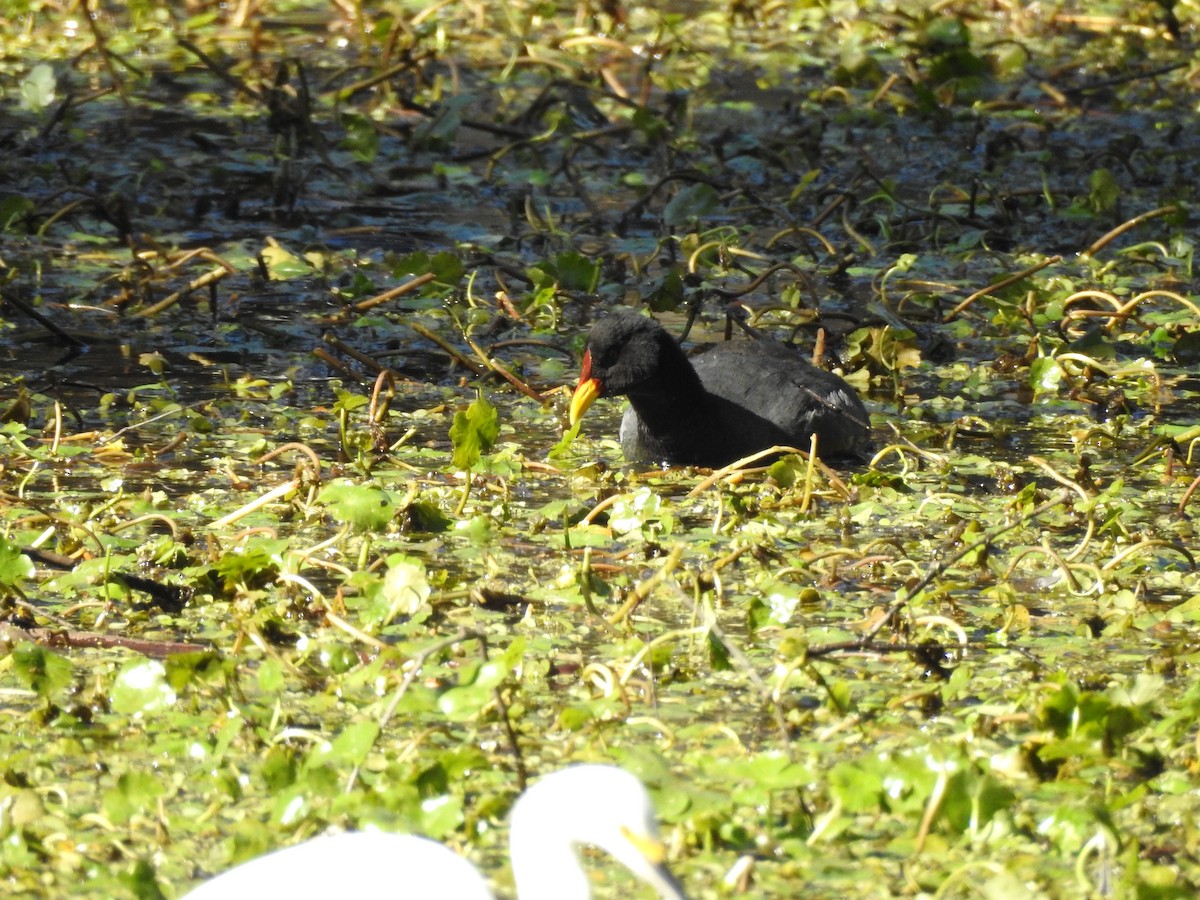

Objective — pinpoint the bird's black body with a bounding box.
[572,311,869,467]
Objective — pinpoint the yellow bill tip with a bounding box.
[569,377,601,426]
[620,825,668,865]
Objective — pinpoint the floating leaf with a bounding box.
[380,555,433,621]
[1029,356,1064,395]
[0,195,34,232]
[340,112,379,162]
[413,93,474,147]
[318,480,397,532]
[609,487,672,537]
[922,15,971,49]
[120,859,164,898]
[450,394,499,471]
[940,767,1015,833]
[210,537,288,589]
[536,251,600,292]
[644,269,685,312]
[390,250,465,286]
[19,63,55,113]
[438,658,507,721]
[260,239,313,280]
[164,651,227,693]
[662,182,719,227]
[139,352,168,376]
[103,771,166,825]
[309,721,381,767]
[706,629,732,671]
[1088,168,1120,216]
[0,538,34,590]
[828,757,887,813]
[1174,330,1200,366]
[11,643,71,698]
[111,659,177,717]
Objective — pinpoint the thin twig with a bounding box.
[2,622,207,658]
[177,37,265,102]
[0,291,84,347]
[209,479,301,529]
[857,489,1073,645]
[1080,205,1182,257]
[476,635,527,791]
[1178,473,1200,519]
[345,629,482,793]
[607,544,685,625]
[80,0,130,106]
[686,445,846,499]
[408,323,488,376]
[131,265,231,318]
[351,272,436,312]
[462,334,547,403]
[942,255,1062,322]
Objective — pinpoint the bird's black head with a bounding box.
[583,311,676,395]
[569,311,700,428]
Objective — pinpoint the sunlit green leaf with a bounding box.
[706,630,731,671]
[318,480,397,532]
[1088,168,1120,216]
[210,537,289,589]
[103,772,166,825]
[313,721,381,766]
[609,487,673,537]
[438,651,514,722]
[379,555,432,621]
[11,643,71,698]
[0,538,34,589]
[1029,356,1063,394]
[450,394,499,470]
[111,659,177,717]
[260,240,313,280]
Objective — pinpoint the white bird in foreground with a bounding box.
[182,764,688,899]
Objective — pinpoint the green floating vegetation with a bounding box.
[1,0,1199,898]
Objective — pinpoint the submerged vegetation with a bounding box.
[1,0,1199,896]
